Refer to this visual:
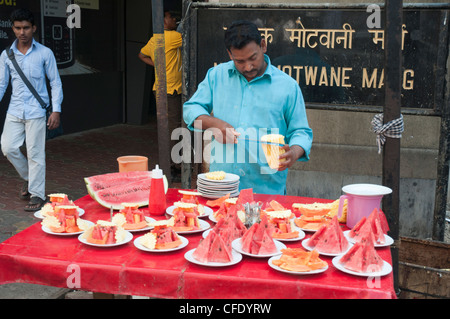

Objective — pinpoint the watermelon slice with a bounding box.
[348,208,387,244]
[339,234,384,273]
[240,214,277,255]
[241,223,257,253]
[213,205,247,243]
[193,229,233,263]
[192,231,214,263]
[259,231,278,254]
[207,232,233,263]
[308,216,349,254]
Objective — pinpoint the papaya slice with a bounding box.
[87,236,108,245]
[49,225,66,233]
[267,200,286,211]
[65,226,82,233]
[272,231,299,239]
[272,248,327,272]
[206,193,230,207]
[155,239,182,250]
[123,220,148,230]
[173,226,194,232]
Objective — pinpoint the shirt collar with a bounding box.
[228,54,272,82]
[11,38,37,55]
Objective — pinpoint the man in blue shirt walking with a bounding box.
[183,20,313,195]
[0,8,63,211]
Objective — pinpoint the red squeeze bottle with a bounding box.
[148,165,166,216]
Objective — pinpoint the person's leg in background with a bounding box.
[24,115,47,209]
[167,93,182,183]
[1,113,30,199]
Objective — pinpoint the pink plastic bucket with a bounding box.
[337,184,392,229]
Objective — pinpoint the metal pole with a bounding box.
[152,0,172,183]
[383,0,403,295]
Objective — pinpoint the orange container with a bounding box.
[117,156,148,172]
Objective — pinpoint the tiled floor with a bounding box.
[0,121,167,243]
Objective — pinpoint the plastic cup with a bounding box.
[117,156,148,172]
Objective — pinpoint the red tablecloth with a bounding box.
[0,189,396,299]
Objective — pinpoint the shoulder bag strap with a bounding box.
[6,46,49,110]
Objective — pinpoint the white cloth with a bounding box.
[1,113,46,200]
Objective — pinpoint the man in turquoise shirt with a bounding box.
[183,20,312,195]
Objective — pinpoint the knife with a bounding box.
[237,136,285,147]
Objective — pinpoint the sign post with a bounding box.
[152,0,172,184]
[383,0,403,295]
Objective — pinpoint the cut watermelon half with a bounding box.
[85,171,152,196]
[85,171,168,210]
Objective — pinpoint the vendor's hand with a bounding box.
[212,124,240,144]
[194,115,240,144]
[47,112,61,130]
[278,145,305,171]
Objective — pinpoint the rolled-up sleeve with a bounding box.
[284,82,313,162]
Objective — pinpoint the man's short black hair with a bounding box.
[10,8,35,26]
[224,20,262,51]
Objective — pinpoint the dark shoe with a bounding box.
[24,196,47,212]
[20,181,30,200]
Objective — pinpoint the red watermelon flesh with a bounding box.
[237,188,254,206]
[258,231,277,254]
[92,179,151,210]
[240,214,277,255]
[192,230,215,263]
[348,216,367,237]
[85,171,152,196]
[193,229,233,263]
[241,223,257,253]
[308,216,348,254]
[308,224,327,247]
[349,209,386,244]
[207,232,233,263]
[375,208,390,233]
[213,209,246,243]
[339,235,384,273]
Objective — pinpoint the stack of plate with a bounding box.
[197,173,240,199]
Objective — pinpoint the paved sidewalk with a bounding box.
[0,121,171,298]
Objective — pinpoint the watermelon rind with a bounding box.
[85,171,169,209]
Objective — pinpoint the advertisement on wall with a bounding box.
[0,0,115,75]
